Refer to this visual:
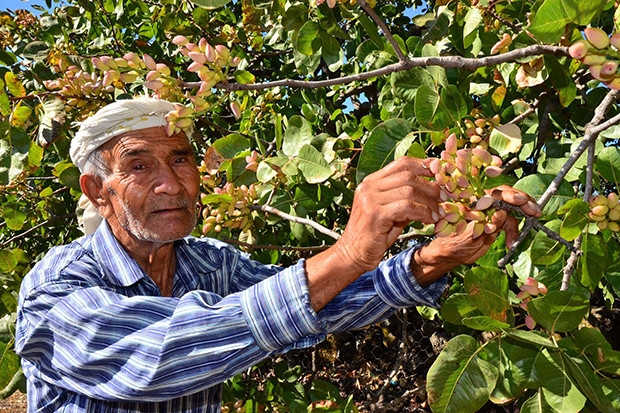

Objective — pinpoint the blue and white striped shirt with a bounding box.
[15,221,447,412]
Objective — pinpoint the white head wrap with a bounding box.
[70,96,193,172]
[70,97,194,235]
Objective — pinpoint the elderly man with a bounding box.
[15,97,541,412]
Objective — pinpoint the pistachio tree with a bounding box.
[2,0,620,411]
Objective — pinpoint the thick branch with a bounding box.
[180,45,568,92]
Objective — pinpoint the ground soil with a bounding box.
[0,392,26,413]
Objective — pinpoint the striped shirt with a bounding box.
[15,221,447,413]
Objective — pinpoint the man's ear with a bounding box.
[80,174,114,218]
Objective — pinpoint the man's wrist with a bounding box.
[411,243,453,287]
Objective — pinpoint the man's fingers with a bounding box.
[502,215,519,249]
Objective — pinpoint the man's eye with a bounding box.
[133,163,146,171]
[174,157,188,164]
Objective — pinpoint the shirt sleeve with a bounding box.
[314,246,448,334]
[16,277,274,402]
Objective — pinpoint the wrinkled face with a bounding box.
[98,127,201,244]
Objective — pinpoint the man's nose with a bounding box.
[153,165,183,195]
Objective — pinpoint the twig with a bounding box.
[1,213,76,248]
[250,204,341,240]
[357,0,407,62]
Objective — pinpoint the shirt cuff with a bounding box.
[374,246,448,309]
[239,260,327,352]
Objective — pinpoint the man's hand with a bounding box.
[335,156,445,275]
[305,156,444,311]
[411,185,542,286]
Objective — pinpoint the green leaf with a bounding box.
[3,203,26,231]
[579,231,608,290]
[233,70,255,84]
[488,124,522,157]
[462,316,510,332]
[282,116,313,158]
[355,119,411,184]
[21,41,50,60]
[513,174,574,217]
[483,338,539,404]
[427,335,499,413]
[530,220,565,265]
[0,250,18,273]
[557,198,589,242]
[563,0,608,25]
[357,13,384,50]
[464,267,511,323]
[295,21,322,56]
[527,0,570,43]
[187,0,232,10]
[441,293,479,325]
[0,80,10,117]
[295,144,332,184]
[563,355,617,413]
[282,4,309,32]
[414,84,440,129]
[502,329,558,349]
[390,67,434,102]
[0,342,22,398]
[53,161,81,191]
[527,290,590,333]
[595,146,620,184]
[533,349,586,412]
[463,7,483,49]
[211,134,251,160]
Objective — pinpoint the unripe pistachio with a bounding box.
[100,56,118,69]
[608,207,620,221]
[591,205,609,216]
[607,192,619,207]
[592,194,608,206]
[230,101,242,119]
[611,32,620,49]
[156,63,171,75]
[582,53,607,66]
[597,220,608,230]
[601,60,619,76]
[475,195,495,211]
[590,65,615,81]
[569,39,590,59]
[609,221,620,232]
[604,77,620,90]
[143,53,157,70]
[588,212,607,222]
[92,57,109,71]
[484,166,503,178]
[189,51,207,64]
[172,35,189,46]
[584,27,610,49]
[188,62,204,72]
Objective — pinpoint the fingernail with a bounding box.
[513,193,527,204]
[431,211,440,222]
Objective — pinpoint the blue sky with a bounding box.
[0,0,46,12]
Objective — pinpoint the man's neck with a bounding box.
[110,226,178,296]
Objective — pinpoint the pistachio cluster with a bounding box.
[171,35,241,98]
[430,134,503,237]
[44,37,243,131]
[569,28,620,90]
[588,192,620,232]
[200,177,257,235]
[462,113,500,149]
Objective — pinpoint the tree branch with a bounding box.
[250,204,342,240]
[180,45,568,92]
[498,89,620,267]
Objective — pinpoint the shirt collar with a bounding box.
[91,221,150,287]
